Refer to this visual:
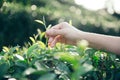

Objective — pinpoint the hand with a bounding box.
[46,22,82,47]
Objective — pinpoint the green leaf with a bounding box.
[56,62,70,74]
[69,20,72,25]
[40,32,45,40]
[15,60,28,68]
[71,63,93,80]
[37,73,56,80]
[54,52,79,65]
[34,60,47,70]
[23,67,36,75]
[46,24,52,30]
[85,48,96,57]
[9,46,19,53]
[0,63,9,79]
[42,16,47,29]
[27,70,49,80]
[37,41,46,49]
[2,46,9,53]
[37,29,41,34]
[35,20,44,25]
[23,68,47,78]
[14,54,24,60]
[27,44,38,58]
[29,37,36,44]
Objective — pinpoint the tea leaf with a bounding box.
[47,24,52,30]
[14,54,24,60]
[40,32,45,40]
[3,46,9,53]
[37,41,46,49]
[43,16,47,29]
[37,73,56,80]
[27,43,38,58]
[69,20,72,25]
[35,20,44,25]
[29,37,35,44]
[0,63,9,79]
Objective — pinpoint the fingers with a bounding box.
[48,37,54,43]
[47,37,54,47]
[46,22,69,47]
[45,22,67,37]
[46,28,62,37]
[49,35,61,47]
[46,24,63,47]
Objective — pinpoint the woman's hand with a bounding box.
[46,22,82,47]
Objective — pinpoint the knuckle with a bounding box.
[52,29,57,34]
[60,22,68,27]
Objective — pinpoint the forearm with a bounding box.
[78,31,120,54]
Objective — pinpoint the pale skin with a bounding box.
[46,22,120,54]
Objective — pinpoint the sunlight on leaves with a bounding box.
[37,41,46,49]
[2,46,9,53]
[29,37,36,44]
[35,20,44,25]
[14,54,24,60]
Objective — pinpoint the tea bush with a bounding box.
[0,20,120,80]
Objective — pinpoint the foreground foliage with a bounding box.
[0,28,120,80]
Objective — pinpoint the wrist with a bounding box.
[76,30,87,43]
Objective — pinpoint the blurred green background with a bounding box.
[0,0,120,50]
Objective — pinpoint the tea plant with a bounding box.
[0,19,120,80]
